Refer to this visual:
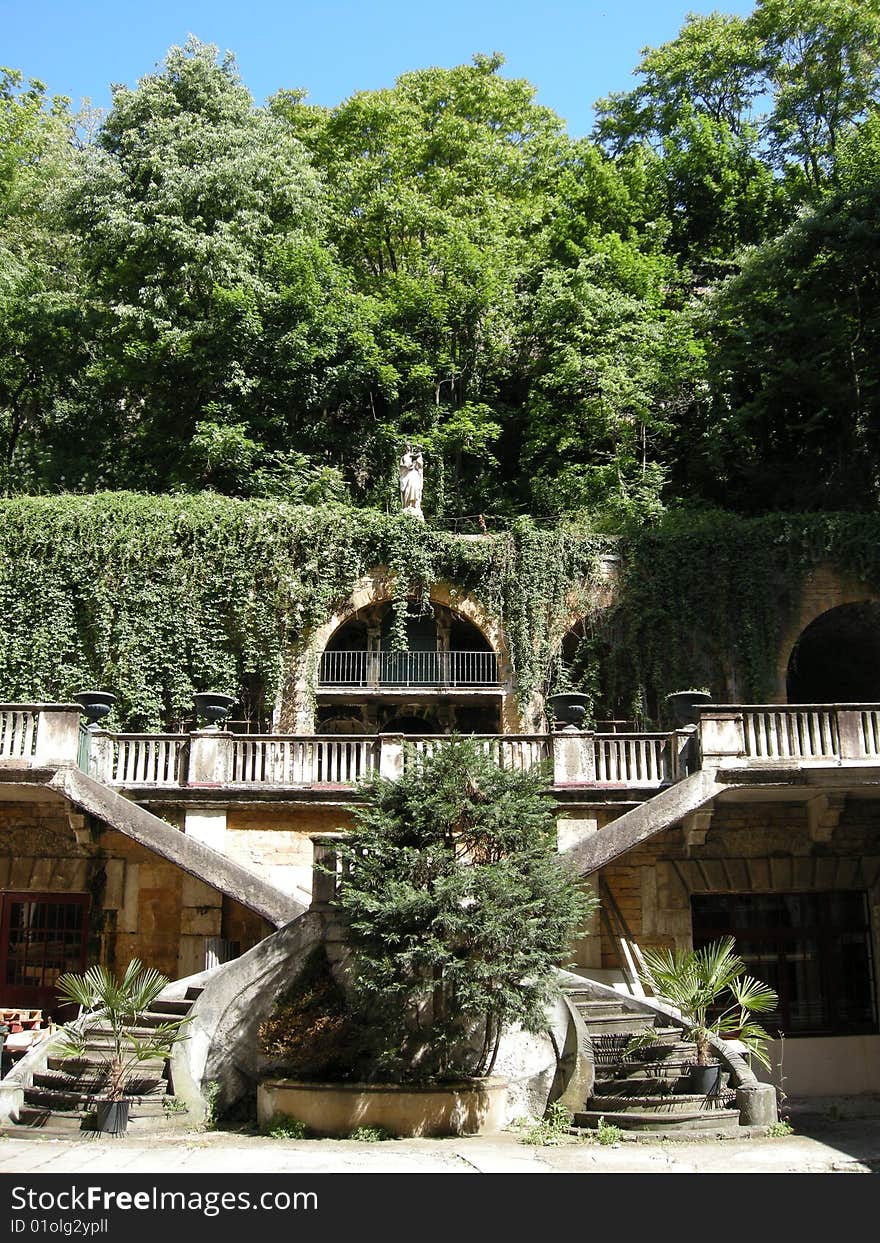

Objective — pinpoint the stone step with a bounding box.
[585,1092,735,1115]
[184,986,203,1002]
[147,999,194,1017]
[594,1059,695,1082]
[573,1109,742,1135]
[32,1069,165,1095]
[47,1053,166,1073]
[137,1011,193,1030]
[592,1076,692,1097]
[579,1014,659,1035]
[24,1083,170,1112]
[3,1106,192,1139]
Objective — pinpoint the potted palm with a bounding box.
[635,937,778,1095]
[54,959,192,1135]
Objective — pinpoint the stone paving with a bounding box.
[1,1117,879,1175]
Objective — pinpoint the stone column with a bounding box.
[187,730,233,785]
[183,806,227,853]
[33,706,82,766]
[552,730,595,784]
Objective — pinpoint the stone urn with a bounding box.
[665,690,713,727]
[74,690,116,726]
[546,692,591,731]
[193,692,236,727]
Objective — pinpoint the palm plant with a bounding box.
[637,936,779,1069]
[54,959,191,1101]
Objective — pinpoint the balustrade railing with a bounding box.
[11,701,880,794]
[0,708,39,761]
[96,734,190,786]
[229,736,380,785]
[318,649,499,687]
[593,733,681,786]
[403,734,550,772]
[741,707,839,760]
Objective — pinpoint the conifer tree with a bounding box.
[335,738,595,1081]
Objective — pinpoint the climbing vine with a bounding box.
[2,498,879,731]
[0,495,607,729]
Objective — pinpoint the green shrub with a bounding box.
[262,1114,310,1139]
[348,1126,395,1142]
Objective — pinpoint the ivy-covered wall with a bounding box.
[1,496,879,730]
[0,494,608,729]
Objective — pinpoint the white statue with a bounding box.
[399,446,424,520]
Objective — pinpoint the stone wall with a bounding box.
[0,800,271,988]
[594,798,880,970]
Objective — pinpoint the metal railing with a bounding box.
[318,649,499,687]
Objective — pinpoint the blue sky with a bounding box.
[4,1,757,136]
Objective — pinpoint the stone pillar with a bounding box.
[311,833,345,907]
[552,730,595,784]
[87,730,116,781]
[836,709,863,760]
[183,806,227,853]
[698,711,744,765]
[33,706,82,766]
[378,733,405,779]
[187,730,233,785]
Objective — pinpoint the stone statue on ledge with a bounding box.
[399,446,424,520]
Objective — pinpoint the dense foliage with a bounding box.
[333,738,595,1081]
[4,3,880,520]
[0,492,608,728]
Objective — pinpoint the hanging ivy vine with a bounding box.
[0,495,607,729]
[2,497,879,731]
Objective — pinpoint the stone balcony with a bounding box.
[4,701,880,801]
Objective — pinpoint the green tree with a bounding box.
[0,68,82,493]
[63,37,354,495]
[335,738,594,1081]
[681,175,880,511]
[274,54,570,513]
[755,0,880,192]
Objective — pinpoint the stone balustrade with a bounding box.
[5,701,880,795]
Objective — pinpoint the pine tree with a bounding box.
[335,738,596,1081]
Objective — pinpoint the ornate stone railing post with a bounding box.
[310,833,346,908]
[698,709,744,767]
[378,732,405,780]
[33,705,82,767]
[187,729,233,786]
[552,730,596,785]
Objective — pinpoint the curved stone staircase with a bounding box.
[1,988,202,1139]
[565,988,742,1137]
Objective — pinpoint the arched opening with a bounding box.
[549,619,638,728]
[316,599,501,736]
[786,602,880,703]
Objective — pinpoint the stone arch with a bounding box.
[776,564,880,703]
[786,602,880,703]
[278,568,519,733]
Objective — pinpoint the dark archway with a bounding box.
[787,602,880,703]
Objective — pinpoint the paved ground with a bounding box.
[2,1112,879,1174]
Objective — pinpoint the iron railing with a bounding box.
[318,649,499,688]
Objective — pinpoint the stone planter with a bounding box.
[546,692,590,730]
[665,690,713,727]
[74,690,116,725]
[257,1078,508,1138]
[193,692,236,726]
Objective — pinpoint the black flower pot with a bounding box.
[665,690,713,727]
[94,1099,130,1135]
[74,691,116,726]
[193,692,236,726]
[687,1063,722,1096]
[546,692,590,731]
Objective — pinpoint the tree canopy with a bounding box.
[3,6,880,524]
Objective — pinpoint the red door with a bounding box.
[0,892,90,1019]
